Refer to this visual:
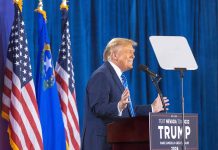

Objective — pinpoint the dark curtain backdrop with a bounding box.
[1,0,218,149]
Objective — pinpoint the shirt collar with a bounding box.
[108,61,122,81]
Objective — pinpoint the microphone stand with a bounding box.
[175,68,186,150]
[150,76,167,112]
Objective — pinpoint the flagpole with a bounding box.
[62,0,67,6]
[38,0,43,10]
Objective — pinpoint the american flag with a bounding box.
[55,7,81,150]
[1,4,43,150]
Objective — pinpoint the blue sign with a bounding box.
[149,113,198,150]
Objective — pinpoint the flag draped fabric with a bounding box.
[55,6,80,150]
[35,9,66,150]
[1,3,43,150]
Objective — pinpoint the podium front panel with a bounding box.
[107,116,149,143]
[149,113,198,150]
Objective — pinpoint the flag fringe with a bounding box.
[66,141,69,150]
[8,128,20,150]
[1,111,9,121]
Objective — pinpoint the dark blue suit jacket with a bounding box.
[82,61,151,150]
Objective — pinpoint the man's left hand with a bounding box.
[151,95,170,113]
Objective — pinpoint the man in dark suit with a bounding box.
[82,38,169,150]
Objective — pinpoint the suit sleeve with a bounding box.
[87,72,119,118]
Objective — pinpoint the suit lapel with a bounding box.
[105,61,124,92]
[105,61,132,117]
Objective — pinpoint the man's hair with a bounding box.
[103,38,137,62]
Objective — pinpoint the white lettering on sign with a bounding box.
[158,126,191,139]
[166,119,177,124]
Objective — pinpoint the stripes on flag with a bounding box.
[1,3,43,150]
[55,4,81,150]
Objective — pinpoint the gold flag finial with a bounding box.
[35,0,47,20]
[14,0,23,11]
[60,0,69,10]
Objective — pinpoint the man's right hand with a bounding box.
[118,88,130,111]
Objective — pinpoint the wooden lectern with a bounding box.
[107,116,149,150]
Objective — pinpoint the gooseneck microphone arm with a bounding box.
[139,64,167,112]
[151,77,166,112]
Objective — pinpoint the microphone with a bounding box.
[139,64,161,79]
[139,64,166,112]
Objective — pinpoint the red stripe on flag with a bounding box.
[25,82,41,118]
[59,97,70,146]
[68,95,80,132]
[58,77,80,149]
[3,85,11,98]
[12,83,21,100]
[21,94,43,150]
[2,104,9,115]
[9,124,23,150]
[5,67,12,80]
[11,83,42,149]
[67,115,80,150]
[10,103,32,148]
[59,96,68,114]
[56,72,68,94]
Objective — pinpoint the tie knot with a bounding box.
[121,74,128,88]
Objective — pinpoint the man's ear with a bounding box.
[111,47,120,61]
[110,51,115,60]
[112,51,118,61]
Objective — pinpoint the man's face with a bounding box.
[113,44,135,72]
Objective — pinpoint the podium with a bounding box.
[107,113,198,150]
[107,116,149,150]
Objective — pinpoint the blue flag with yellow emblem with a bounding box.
[35,8,66,150]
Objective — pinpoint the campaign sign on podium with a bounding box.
[149,113,198,150]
